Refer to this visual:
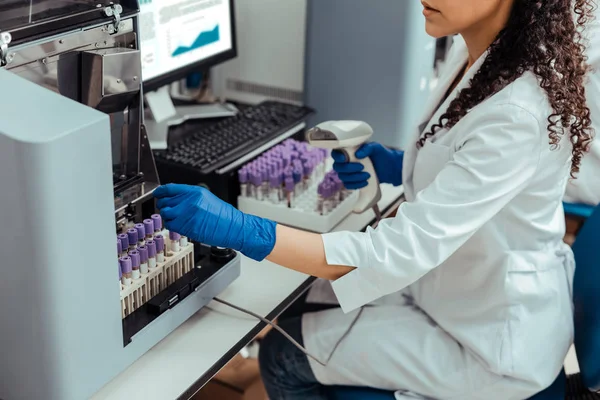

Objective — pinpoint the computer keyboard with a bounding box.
[153,101,314,175]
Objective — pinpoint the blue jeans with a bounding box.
[258,316,328,399]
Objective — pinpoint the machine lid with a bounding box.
[0,0,138,44]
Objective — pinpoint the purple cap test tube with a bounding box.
[127,228,138,248]
[146,240,157,258]
[154,234,165,257]
[169,231,181,252]
[285,177,295,193]
[238,168,249,184]
[154,234,165,251]
[250,170,262,187]
[270,174,281,189]
[303,162,312,177]
[134,223,145,243]
[326,183,335,198]
[129,250,140,270]
[138,245,148,264]
[151,214,162,232]
[120,256,132,274]
[143,219,154,239]
[292,166,302,184]
[118,233,129,251]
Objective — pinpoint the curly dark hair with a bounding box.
[418,0,594,177]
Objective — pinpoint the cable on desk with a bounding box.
[372,204,383,229]
[213,297,365,368]
[213,297,325,366]
[205,303,258,321]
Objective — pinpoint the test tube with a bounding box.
[143,219,154,240]
[120,256,132,286]
[334,175,344,203]
[261,168,270,201]
[244,168,252,198]
[250,170,262,200]
[314,153,322,180]
[118,233,129,255]
[146,239,157,269]
[129,250,141,280]
[127,228,138,250]
[332,181,341,209]
[154,235,166,263]
[255,167,263,200]
[138,245,149,274]
[118,262,122,290]
[117,239,122,258]
[238,168,249,197]
[169,231,181,252]
[316,184,324,214]
[306,159,314,188]
[151,214,163,234]
[283,153,291,168]
[327,183,336,212]
[269,173,282,204]
[292,166,303,196]
[284,177,295,209]
[322,184,332,215]
[180,235,189,247]
[134,223,146,246]
[320,149,328,177]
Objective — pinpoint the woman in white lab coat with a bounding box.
[154,0,594,399]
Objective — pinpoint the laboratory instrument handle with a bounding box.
[344,145,382,214]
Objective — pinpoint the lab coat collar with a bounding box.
[402,36,489,200]
[418,36,490,136]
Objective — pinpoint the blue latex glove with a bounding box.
[332,142,404,189]
[154,184,277,261]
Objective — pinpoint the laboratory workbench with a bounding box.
[91,184,405,400]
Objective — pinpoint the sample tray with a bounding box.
[238,189,358,233]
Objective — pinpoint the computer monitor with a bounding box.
[140,0,238,149]
[140,0,237,92]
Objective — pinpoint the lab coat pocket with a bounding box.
[413,140,451,194]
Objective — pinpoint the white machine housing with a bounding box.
[0,68,126,400]
[0,5,240,400]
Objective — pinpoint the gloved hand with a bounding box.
[332,142,404,189]
[154,184,277,261]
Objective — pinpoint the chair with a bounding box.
[563,202,595,220]
[327,204,600,400]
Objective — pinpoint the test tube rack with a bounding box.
[120,242,194,319]
[238,182,359,233]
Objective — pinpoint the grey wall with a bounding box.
[304,0,435,149]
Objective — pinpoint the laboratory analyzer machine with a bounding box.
[0,2,240,400]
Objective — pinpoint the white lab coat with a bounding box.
[302,36,575,400]
[564,9,600,205]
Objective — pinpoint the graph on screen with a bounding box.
[171,25,220,57]
[140,0,233,82]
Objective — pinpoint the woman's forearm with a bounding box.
[266,224,355,280]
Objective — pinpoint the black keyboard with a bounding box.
[153,101,314,175]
